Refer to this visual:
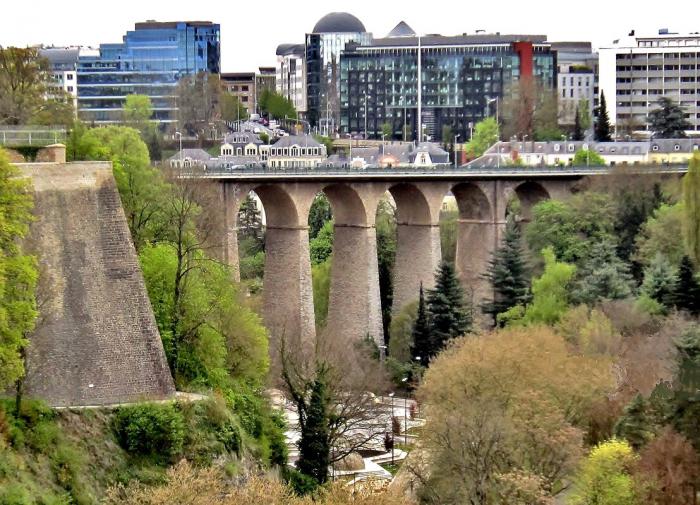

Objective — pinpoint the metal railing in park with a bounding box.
[0,127,67,147]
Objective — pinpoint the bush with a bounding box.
[112,403,185,461]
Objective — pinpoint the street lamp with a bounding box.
[401,377,408,444]
[381,134,386,157]
[175,131,183,168]
[454,133,461,169]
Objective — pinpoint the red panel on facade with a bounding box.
[513,41,534,77]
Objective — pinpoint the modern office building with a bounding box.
[551,42,598,128]
[339,32,556,142]
[599,30,700,137]
[305,12,372,131]
[256,67,277,103]
[76,21,220,125]
[276,43,307,115]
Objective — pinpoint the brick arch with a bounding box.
[452,182,493,221]
[322,183,370,226]
[514,181,550,221]
[388,183,433,225]
[252,184,300,228]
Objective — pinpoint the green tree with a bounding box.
[571,148,605,166]
[526,193,615,265]
[640,253,677,309]
[571,239,633,305]
[649,96,692,138]
[74,126,166,250]
[123,94,153,130]
[220,92,248,123]
[682,153,700,264]
[614,394,652,450]
[308,194,332,239]
[502,248,576,327]
[312,257,332,328]
[482,218,530,325]
[568,439,638,505]
[238,194,264,246]
[578,98,591,131]
[259,89,297,120]
[667,326,700,452]
[29,91,75,128]
[572,104,584,141]
[0,148,38,391]
[296,366,331,486]
[0,47,49,125]
[310,220,334,265]
[388,300,418,362]
[381,122,393,140]
[376,199,396,340]
[426,262,471,356]
[411,284,431,366]
[176,72,222,137]
[464,116,499,158]
[635,203,685,268]
[595,91,612,142]
[673,255,700,316]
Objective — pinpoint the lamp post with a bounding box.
[454,133,461,169]
[175,131,183,168]
[401,377,408,444]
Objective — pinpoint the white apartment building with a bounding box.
[39,47,85,110]
[599,30,700,137]
[275,44,307,116]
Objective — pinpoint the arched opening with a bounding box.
[512,181,550,222]
[308,191,334,329]
[450,182,494,311]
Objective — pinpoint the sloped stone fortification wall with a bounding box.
[19,162,175,407]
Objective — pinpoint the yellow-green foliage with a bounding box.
[0,148,37,390]
[683,152,700,265]
[312,257,332,328]
[569,439,638,505]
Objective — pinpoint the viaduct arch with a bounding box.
[218,177,578,353]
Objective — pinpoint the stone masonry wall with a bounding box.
[20,162,175,407]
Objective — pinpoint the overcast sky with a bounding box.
[1,0,697,71]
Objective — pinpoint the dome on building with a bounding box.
[312,12,366,33]
[387,21,416,38]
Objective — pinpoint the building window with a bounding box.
[67,74,74,80]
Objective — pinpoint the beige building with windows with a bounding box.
[267,135,327,168]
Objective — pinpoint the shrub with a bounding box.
[112,403,185,461]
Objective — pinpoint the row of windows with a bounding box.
[269,160,323,168]
[268,147,323,157]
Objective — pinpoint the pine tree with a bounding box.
[572,104,584,141]
[297,366,331,485]
[649,96,692,138]
[674,256,700,316]
[572,239,633,305]
[641,253,678,309]
[238,194,263,242]
[614,394,652,450]
[426,262,471,356]
[411,283,431,366]
[595,91,612,142]
[482,218,530,326]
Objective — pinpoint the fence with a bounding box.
[0,127,67,147]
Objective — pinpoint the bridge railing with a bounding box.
[0,127,67,147]
[182,162,689,178]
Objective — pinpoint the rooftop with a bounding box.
[134,20,218,30]
[352,33,549,49]
[312,12,366,34]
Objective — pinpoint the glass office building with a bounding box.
[339,34,555,141]
[306,12,372,130]
[77,21,220,125]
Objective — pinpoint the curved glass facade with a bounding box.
[77,21,220,124]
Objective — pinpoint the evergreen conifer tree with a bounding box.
[595,91,612,142]
[641,253,678,309]
[674,256,700,316]
[572,239,633,305]
[572,104,584,141]
[614,394,652,450]
[649,96,692,138]
[426,262,470,356]
[297,367,331,485]
[482,218,530,326]
[411,283,432,366]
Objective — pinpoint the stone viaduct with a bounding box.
[205,169,592,352]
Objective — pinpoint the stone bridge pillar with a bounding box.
[391,182,447,314]
[453,182,500,311]
[325,183,385,346]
